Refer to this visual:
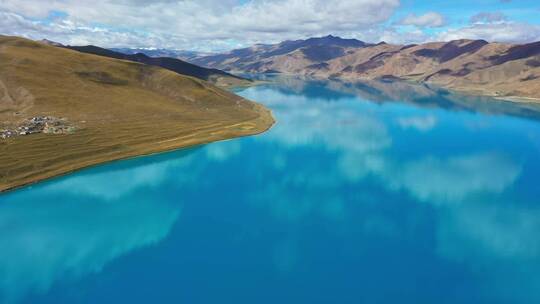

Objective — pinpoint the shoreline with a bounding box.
[4,69,538,195]
[0,104,274,194]
[438,85,540,104]
[0,36,277,195]
[262,72,540,105]
[494,96,540,104]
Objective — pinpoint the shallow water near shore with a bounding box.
[1,76,540,304]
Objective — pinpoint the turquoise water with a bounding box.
[1,76,540,304]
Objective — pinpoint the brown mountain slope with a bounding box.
[64,45,252,88]
[194,37,540,100]
[191,35,370,73]
[322,39,540,99]
[0,36,274,192]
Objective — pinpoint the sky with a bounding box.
[1,0,540,52]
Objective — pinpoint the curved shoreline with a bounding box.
[0,104,274,194]
[267,73,540,104]
[0,36,276,195]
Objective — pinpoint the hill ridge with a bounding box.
[0,35,274,192]
[64,44,251,88]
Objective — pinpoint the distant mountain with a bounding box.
[64,45,250,87]
[39,39,64,47]
[305,39,540,99]
[192,36,540,99]
[110,48,212,61]
[190,35,371,73]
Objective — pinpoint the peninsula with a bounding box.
[0,36,274,192]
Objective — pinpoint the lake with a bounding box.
[1,76,540,304]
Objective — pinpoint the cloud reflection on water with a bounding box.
[0,150,202,303]
[0,195,180,303]
[0,76,539,303]
[245,83,523,207]
[240,77,539,302]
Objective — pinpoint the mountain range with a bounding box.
[40,40,250,88]
[109,48,212,62]
[190,35,540,100]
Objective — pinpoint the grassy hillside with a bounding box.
[0,36,274,192]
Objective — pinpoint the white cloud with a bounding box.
[436,203,540,303]
[397,115,437,131]
[0,0,400,50]
[400,12,446,28]
[389,153,521,203]
[378,27,430,44]
[469,12,508,24]
[438,22,540,43]
[205,140,241,161]
[0,193,181,303]
[242,79,521,208]
[43,153,196,199]
[1,0,539,54]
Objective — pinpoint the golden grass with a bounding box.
[0,36,274,192]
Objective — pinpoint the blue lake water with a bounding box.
[1,76,540,304]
